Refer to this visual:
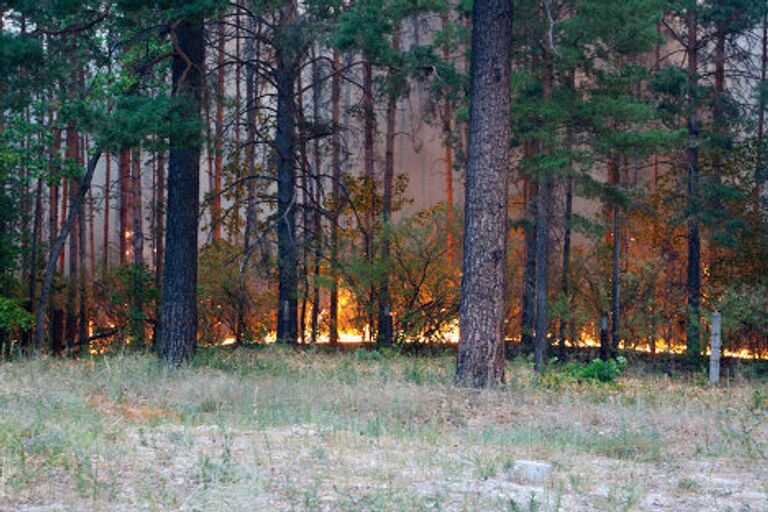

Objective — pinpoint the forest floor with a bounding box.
[0,347,766,512]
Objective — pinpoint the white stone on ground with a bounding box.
[512,460,552,485]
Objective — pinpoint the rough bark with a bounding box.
[158,15,205,366]
[455,0,513,388]
[274,2,299,344]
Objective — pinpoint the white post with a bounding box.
[709,312,721,385]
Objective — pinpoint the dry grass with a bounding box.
[0,346,766,511]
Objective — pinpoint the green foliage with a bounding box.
[717,284,768,347]
[547,357,628,385]
[0,297,34,333]
[112,264,159,349]
[578,357,627,383]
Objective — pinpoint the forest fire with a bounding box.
[214,324,767,359]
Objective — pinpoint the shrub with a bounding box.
[578,357,627,383]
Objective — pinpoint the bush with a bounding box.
[545,357,627,386]
[578,357,627,383]
[0,296,33,333]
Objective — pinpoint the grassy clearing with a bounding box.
[0,347,766,511]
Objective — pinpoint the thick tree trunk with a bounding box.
[455,0,513,388]
[685,9,702,362]
[274,2,299,344]
[329,50,342,345]
[158,15,205,366]
[377,25,400,348]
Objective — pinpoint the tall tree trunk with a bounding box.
[103,152,110,275]
[606,155,621,359]
[119,149,132,265]
[239,15,260,345]
[34,152,102,353]
[362,55,376,341]
[310,50,323,344]
[78,174,88,347]
[533,50,554,373]
[455,0,513,388]
[213,13,225,241]
[153,149,165,347]
[59,179,67,272]
[757,8,767,211]
[25,177,43,352]
[377,24,400,348]
[533,175,552,372]
[274,2,299,344]
[558,175,573,360]
[297,72,310,343]
[329,49,342,345]
[685,9,702,362]
[158,14,205,366]
[47,116,62,353]
[155,150,165,288]
[131,147,145,346]
[65,124,79,351]
[520,146,537,354]
[232,3,242,243]
[610,200,621,359]
[441,13,455,264]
